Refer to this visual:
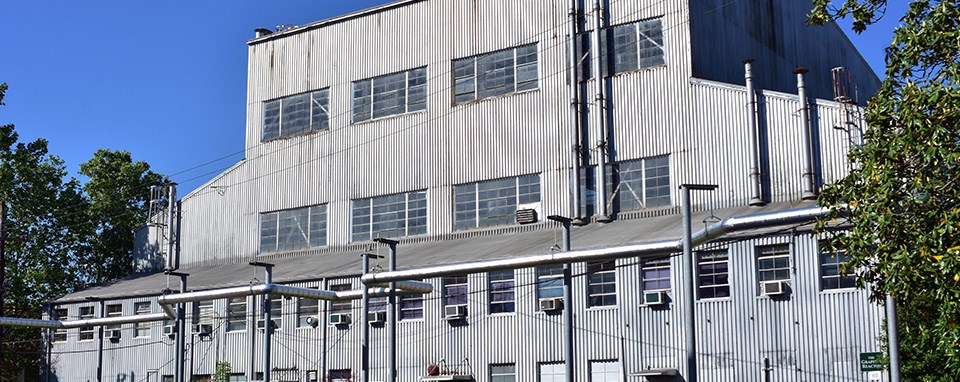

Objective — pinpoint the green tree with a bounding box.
[0,83,89,380]
[79,149,165,284]
[810,1,960,380]
[213,361,232,382]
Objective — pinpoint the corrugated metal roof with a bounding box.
[56,201,815,303]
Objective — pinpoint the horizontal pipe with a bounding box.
[0,311,173,329]
[0,317,63,329]
[362,206,829,284]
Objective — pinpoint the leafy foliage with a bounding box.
[810,1,960,380]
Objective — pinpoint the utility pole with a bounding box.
[547,215,575,382]
[0,202,6,365]
[680,184,717,382]
[373,238,398,382]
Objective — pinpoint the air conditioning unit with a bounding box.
[762,280,789,296]
[193,324,213,335]
[368,311,387,324]
[162,324,176,338]
[107,329,122,340]
[329,313,351,326]
[538,297,563,311]
[444,305,467,320]
[644,290,669,306]
[256,319,277,330]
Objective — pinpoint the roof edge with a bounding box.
[246,0,427,46]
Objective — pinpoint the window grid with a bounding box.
[329,284,352,315]
[698,249,730,299]
[757,244,791,285]
[443,276,468,307]
[400,293,424,320]
[297,289,319,328]
[105,304,122,332]
[820,248,857,290]
[454,174,541,230]
[196,300,214,326]
[590,360,620,382]
[488,270,515,314]
[580,155,671,216]
[352,67,426,123]
[134,302,151,338]
[536,265,565,303]
[78,306,95,341]
[370,296,388,313]
[454,43,539,104]
[580,18,665,79]
[267,298,282,330]
[352,191,427,242]
[52,308,68,342]
[226,297,246,332]
[642,257,671,292]
[539,363,565,382]
[587,261,617,307]
[262,88,330,142]
[260,204,327,253]
[490,364,516,382]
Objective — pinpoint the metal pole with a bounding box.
[567,0,583,222]
[96,299,104,382]
[375,238,399,382]
[591,0,611,222]
[166,183,177,271]
[249,262,274,382]
[795,67,816,200]
[174,273,188,382]
[0,202,7,362]
[743,60,764,206]
[360,254,372,382]
[681,184,717,382]
[886,294,902,382]
[549,216,575,382]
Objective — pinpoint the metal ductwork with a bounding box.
[591,0,612,223]
[363,205,829,284]
[744,60,765,206]
[795,67,817,200]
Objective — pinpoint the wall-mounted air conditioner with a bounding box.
[107,329,122,340]
[644,290,669,306]
[162,324,176,338]
[443,305,467,320]
[329,313,351,326]
[368,311,387,324]
[762,280,789,296]
[538,297,563,311]
[193,324,213,335]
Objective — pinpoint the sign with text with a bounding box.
[860,352,884,372]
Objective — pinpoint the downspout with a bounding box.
[794,68,817,200]
[96,300,104,382]
[568,0,584,223]
[591,0,612,222]
[744,60,765,206]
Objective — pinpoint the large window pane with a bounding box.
[260,204,327,253]
[352,191,428,242]
[454,175,541,230]
[453,44,538,104]
[261,89,330,142]
[698,249,730,299]
[353,67,427,123]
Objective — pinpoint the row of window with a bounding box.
[260,18,667,142]
[258,154,673,254]
[51,244,853,342]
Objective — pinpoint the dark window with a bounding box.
[757,244,791,285]
[580,155,671,216]
[297,289,319,328]
[329,284,352,315]
[226,297,246,331]
[641,257,671,292]
[698,249,730,299]
[454,174,541,230]
[587,261,617,307]
[454,44,538,104]
[490,364,516,382]
[262,88,330,141]
[488,270,515,314]
[52,308,68,342]
[820,246,856,290]
[536,265,564,302]
[399,293,424,320]
[260,204,327,253]
[443,276,468,307]
[352,191,427,242]
[352,67,427,123]
[78,306,95,340]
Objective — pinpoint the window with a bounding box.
[820,246,856,290]
[327,369,352,382]
[260,204,327,253]
[536,265,564,302]
[539,363,565,382]
[52,308,68,342]
[399,293,424,320]
[192,375,211,382]
[195,300,214,326]
[757,244,791,289]
[352,67,426,123]
[698,250,730,299]
[587,261,617,307]
[454,44,538,104]
[608,18,664,73]
[580,156,671,216]
[490,364,516,382]
[641,257,671,292]
[262,88,330,141]
[454,174,541,230]
[352,191,427,242]
[78,306,95,341]
[369,296,387,313]
[443,276,468,308]
[297,290,319,328]
[589,360,620,382]
[105,304,123,332]
[266,298,282,330]
[226,297,246,331]
[228,375,246,382]
[329,284,352,315]
[488,270,515,314]
[134,302,151,337]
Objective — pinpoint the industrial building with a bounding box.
[40,0,885,381]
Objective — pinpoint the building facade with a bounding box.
[46,0,884,381]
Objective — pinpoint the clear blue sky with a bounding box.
[0,0,907,193]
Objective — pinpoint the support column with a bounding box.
[680,184,717,382]
[375,238,399,382]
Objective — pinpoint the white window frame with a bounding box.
[453,43,539,104]
[641,256,671,292]
[226,297,246,332]
[697,249,730,299]
[757,244,791,289]
[587,261,617,307]
[489,363,516,382]
[819,245,856,291]
[78,306,95,341]
[488,270,515,314]
[52,308,68,342]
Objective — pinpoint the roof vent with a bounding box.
[254,28,273,38]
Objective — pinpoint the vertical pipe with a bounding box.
[567,0,583,222]
[743,60,765,206]
[681,186,697,382]
[97,300,104,382]
[176,275,187,382]
[361,255,371,382]
[165,183,177,271]
[560,220,574,382]
[886,294,902,382]
[320,278,328,382]
[386,241,399,382]
[591,0,611,222]
[794,68,817,200]
[262,266,273,382]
